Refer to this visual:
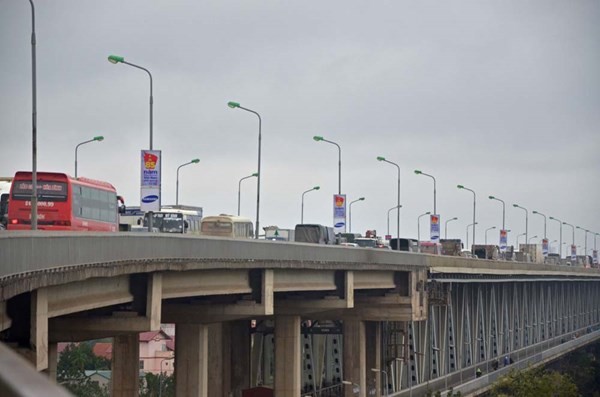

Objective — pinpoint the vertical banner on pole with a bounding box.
[571,244,577,263]
[430,214,440,242]
[593,250,598,266]
[140,150,161,212]
[499,229,508,253]
[542,238,549,257]
[333,194,346,234]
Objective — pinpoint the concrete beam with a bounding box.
[353,271,396,290]
[162,270,252,299]
[50,312,152,334]
[162,300,272,324]
[343,319,366,397]
[274,270,337,292]
[46,276,132,318]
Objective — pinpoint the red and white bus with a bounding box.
[7,171,123,231]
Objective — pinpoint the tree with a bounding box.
[490,367,578,397]
[57,342,110,397]
[139,372,174,397]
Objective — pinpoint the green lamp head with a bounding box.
[251,172,259,177]
[191,159,200,164]
[227,101,240,109]
[108,55,124,64]
[376,156,386,161]
[489,195,495,200]
[359,197,365,201]
[313,135,324,142]
[314,186,320,190]
[457,185,464,189]
[414,169,422,174]
[93,136,104,142]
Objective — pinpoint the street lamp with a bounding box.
[549,216,563,258]
[417,211,431,252]
[512,204,528,251]
[516,232,526,249]
[175,159,199,206]
[301,185,320,224]
[237,172,258,216]
[532,211,547,239]
[466,222,478,251]
[387,205,402,237]
[349,197,365,233]
[528,235,539,244]
[370,368,389,397]
[488,196,506,231]
[444,217,458,239]
[576,226,589,263]
[414,169,436,214]
[314,136,342,194]
[563,222,576,259]
[75,136,104,178]
[108,55,154,149]
[27,0,38,230]
[228,101,262,239]
[377,156,401,249]
[485,226,497,245]
[457,185,477,250]
[108,54,155,232]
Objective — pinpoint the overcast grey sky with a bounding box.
[1,1,599,252]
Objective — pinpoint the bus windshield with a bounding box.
[144,212,185,233]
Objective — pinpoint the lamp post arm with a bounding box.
[322,139,342,194]
[74,139,95,178]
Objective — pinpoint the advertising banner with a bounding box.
[430,214,440,242]
[499,229,508,253]
[593,250,598,266]
[140,150,161,211]
[140,187,160,212]
[333,194,346,234]
[571,244,577,262]
[542,238,549,256]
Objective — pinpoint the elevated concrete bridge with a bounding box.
[1,232,599,397]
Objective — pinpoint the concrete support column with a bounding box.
[208,323,224,397]
[112,334,140,397]
[275,315,301,397]
[227,320,251,397]
[44,342,58,381]
[30,288,48,371]
[343,319,366,397]
[175,323,208,397]
[365,322,381,396]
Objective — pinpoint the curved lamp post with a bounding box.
[488,196,505,230]
[237,172,258,216]
[414,170,436,214]
[532,211,547,240]
[387,205,402,237]
[528,235,539,244]
[485,226,497,245]
[301,185,320,224]
[549,216,563,258]
[418,211,431,252]
[466,222,478,251]
[314,136,341,194]
[458,185,477,250]
[228,101,262,239]
[516,232,526,249]
[341,380,360,395]
[444,217,458,239]
[75,136,104,178]
[576,226,589,262]
[378,156,401,249]
[512,204,528,249]
[108,55,154,149]
[349,197,365,233]
[176,159,199,206]
[27,0,38,229]
[563,221,576,258]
